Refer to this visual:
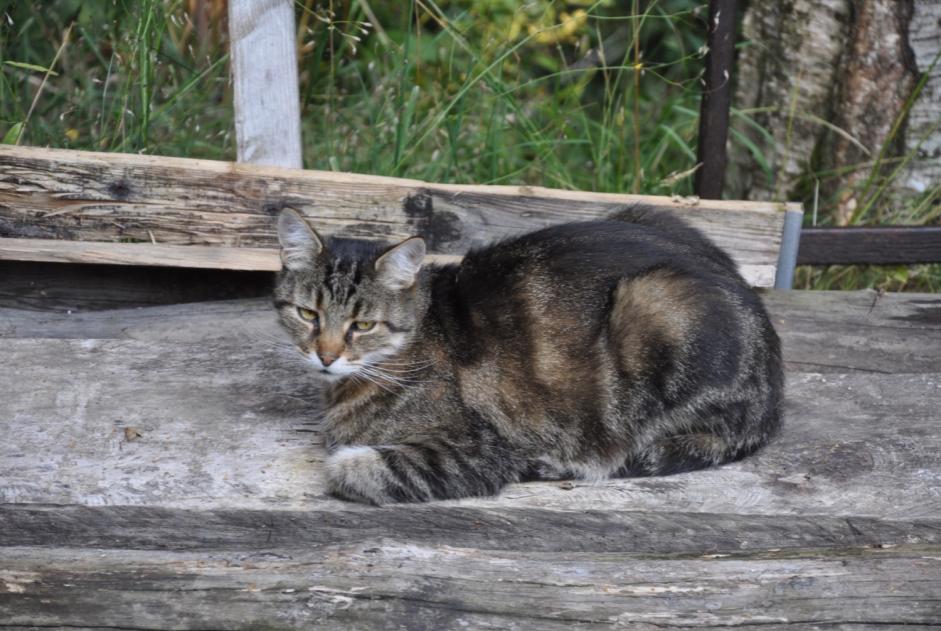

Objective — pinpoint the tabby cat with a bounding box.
[274,206,783,504]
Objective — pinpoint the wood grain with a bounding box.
[1,298,938,517]
[0,145,795,285]
[2,543,937,629]
[229,0,302,168]
[1,291,939,628]
[0,238,461,271]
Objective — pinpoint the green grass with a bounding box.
[0,0,937,290]
[0,0,711,188]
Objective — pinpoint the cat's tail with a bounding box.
[608,204,739,274]
[324,431,519,504]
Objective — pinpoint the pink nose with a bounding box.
[319,353,338,367]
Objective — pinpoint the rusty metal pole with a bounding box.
[694,0,738,199]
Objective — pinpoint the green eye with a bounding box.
[352,320,375,332]
[297,307,318,322]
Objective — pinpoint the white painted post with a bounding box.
[228,0,303,168]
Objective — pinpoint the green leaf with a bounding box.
[2,122,24,144]
[658,124,695,161]
[3,61,59,76]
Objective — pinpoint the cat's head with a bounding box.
[273,209,427,381]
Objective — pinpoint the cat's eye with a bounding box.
[297,307,318,323]
[352,320,375,332]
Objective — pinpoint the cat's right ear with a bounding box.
[277,208,325,271]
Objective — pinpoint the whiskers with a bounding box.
[349,357,437,393]
[244,322,313,369]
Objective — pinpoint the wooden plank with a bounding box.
[798,226,941,265]
[4,291,938,374]
[0,238,460,271]
[0,145,795,285]
[762,289,941,374]
[2,504,938,554]
[0,332,937,516]
[694,0,738,199]
[228,0,303,168]
[0,542,938,628]
[0,293,938,628]
[0,238,281,270]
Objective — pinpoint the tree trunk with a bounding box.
[728,0,937,225]
[903,0,941,197]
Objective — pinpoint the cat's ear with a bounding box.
[277,208,325,271]
[375,237,426,290]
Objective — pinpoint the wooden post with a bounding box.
[228,0,303,168]
[694,0,737,200]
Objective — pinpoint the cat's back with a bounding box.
[452,207,745,308]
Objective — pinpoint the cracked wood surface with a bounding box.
[1,290,939,628]
[0,145,792,286]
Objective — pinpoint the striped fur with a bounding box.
[274,206,784,504]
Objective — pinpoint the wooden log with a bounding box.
[228,0,303,168]
[4,504,939,554]
[0,328,937,516]
[0,540,938,628]
[0,293,938,628]
[797,226,941,265]
[0,145,796,286]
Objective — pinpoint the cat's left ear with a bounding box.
[375,237,426,290]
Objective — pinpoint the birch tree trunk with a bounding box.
[728,0,938,224]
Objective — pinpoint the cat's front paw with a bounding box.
[324,446,390,505]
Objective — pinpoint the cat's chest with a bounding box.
[323,381,395,445]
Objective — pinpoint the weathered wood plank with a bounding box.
[0,238,460,271]
[0,145,794,285]
[0,543,938,629]
[0,293,938,628]
[0,335,938,516]
[229,0,303,169]
[762,289,941,374]
[3,290,938,374]
[2,504,938,554]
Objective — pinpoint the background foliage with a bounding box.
[0,0,937,290]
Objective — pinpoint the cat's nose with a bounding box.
[319,353,338,367]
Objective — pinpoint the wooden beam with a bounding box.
[229,0,303,168]
[1,305,937,515]
[694,0,738,199]
[0,145,796,286]
[0,238,460,271]
[797,226,941,265]
[3,504,938,555]
[2,540,937,628]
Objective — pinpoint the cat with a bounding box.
[273,205,783,504]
